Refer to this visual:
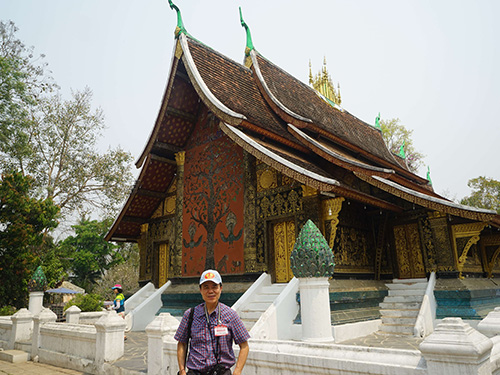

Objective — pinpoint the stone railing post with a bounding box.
[28,291,45,316]
[420,317,492,375]
[31,308,57,359]
[146,313,180,375]
[9,308,34,349]
[477,307,500,373]
[65,305,81,324]
[94,310,126,364]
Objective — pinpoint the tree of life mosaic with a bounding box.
[183,109,244,275]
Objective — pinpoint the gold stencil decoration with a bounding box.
[159,243,169,286]
[322,197,344,249]
[273,220,295,282]
[257,168,277,192]
[301,185,318,197]
[165,195,176,215]
[393,224,426,279]
[175,151,185,166]
[452,222,487,278]
[152,203,163,219]
[482,234,500,277]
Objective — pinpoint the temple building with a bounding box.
[106,5,500,321]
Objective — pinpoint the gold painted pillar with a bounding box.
[243,151,258,273]
[138,223,149,281]
[158,243,169,286]
[427,212,455,274]
[173,151,185,277]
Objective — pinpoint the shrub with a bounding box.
[0,306,17,316]
[63,293,103,312]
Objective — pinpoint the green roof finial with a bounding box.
[399,140,406,159]
[168,0,187,38]
[239,7,254,56]
[427,166,432,185]
[375,112,381,130]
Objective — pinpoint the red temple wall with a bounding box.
[182,107,244,277]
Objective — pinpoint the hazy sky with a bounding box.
[1,0,499,200]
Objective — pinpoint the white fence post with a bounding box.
[94,311,126,364]
[9,308,33,349]
[31,308,57,359]
[146,313,180,375]
[65,305,81,324]
[420,317,493,375]
[28,291,44,316]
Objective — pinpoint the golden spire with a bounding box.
[309,57,342,106]
[309,60,313,85]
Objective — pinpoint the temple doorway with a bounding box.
[393,224,426,279]
[270,219,296,283]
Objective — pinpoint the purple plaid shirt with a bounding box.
[174,302,250,372]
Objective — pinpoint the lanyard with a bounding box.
[204,303,221,362]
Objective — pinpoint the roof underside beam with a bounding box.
[151,141,183,156]
[150,154,177,165]
[166,106,197,123]
[121,216,147,224]
[136,188,167,200]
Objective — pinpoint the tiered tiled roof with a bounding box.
[106,23,500,242]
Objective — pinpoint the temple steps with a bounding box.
[378,278,427,336]
[239,283,287,331]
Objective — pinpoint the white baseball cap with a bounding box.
[199,269,222,285]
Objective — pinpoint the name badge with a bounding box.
[214,325,229,336]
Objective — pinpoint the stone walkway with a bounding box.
[338,331,423,351]
[0,360,84,375]
[109,331,148,373]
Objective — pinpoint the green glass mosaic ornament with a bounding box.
[28,266,48,292]
[290,219,335,278]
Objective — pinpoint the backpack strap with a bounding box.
[183,306,196,369]
[187,306,195,338]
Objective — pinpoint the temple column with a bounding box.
[243,151,258,273]
[173,151,185,276]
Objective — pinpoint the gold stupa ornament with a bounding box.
[309,58,342,107]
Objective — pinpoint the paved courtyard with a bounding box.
[0,330,424,374]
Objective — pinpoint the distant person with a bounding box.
[111,284,125,315]
[175,269,250,375]
[111,283,127,340]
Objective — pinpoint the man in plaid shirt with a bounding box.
[175,270,250,375]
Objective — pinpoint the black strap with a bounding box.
[183,306,196,370]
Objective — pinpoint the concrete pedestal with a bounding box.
[299,277,333,342]
[28,291,44,316]
[420,317,492,375]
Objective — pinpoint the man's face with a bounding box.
[200,281,222,305]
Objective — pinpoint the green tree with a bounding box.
[1,21,133,224]
[0,171,59,308]
[460,176,500,214]
[380,118,425,173]
[16,88,133,221]
[93,243,140,300]
[58,218,125,292]
[0,20,54,170]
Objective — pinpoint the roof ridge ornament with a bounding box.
[374,112,381,130]
[427,166,432,185]
[168,0,187,38]
[399,140,406,159]
[239,7,255,56]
